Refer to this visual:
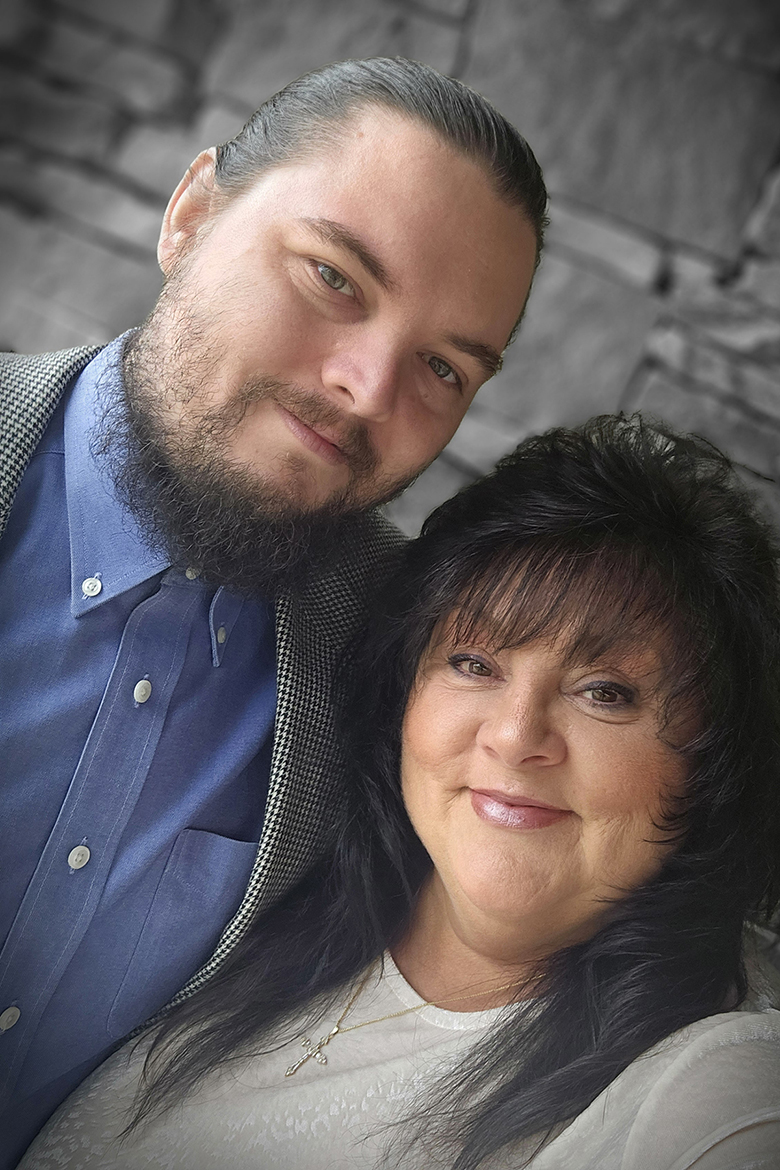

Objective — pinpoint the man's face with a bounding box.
[149,108,539,516]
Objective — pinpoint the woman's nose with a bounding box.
[476,694,567,770]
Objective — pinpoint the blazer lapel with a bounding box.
[165,513,405,1008]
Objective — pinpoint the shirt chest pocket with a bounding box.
[107,828,258,1040]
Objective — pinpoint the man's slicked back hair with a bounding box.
[214,56,548,269]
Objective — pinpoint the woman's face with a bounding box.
[400,622,690,961]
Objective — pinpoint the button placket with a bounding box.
[0,577,201,1099]
[208,588,245,666]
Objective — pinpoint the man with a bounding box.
[0,57,545,1161]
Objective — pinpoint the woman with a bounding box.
[21,415,780,1169]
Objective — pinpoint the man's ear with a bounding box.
[157,147,218,275]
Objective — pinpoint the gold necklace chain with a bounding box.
[284,962,523,1078]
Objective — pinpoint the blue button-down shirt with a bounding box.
[0,339,277,1163]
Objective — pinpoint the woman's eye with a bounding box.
[582,683,633,706]
[316,263,355,297]
[449,654,493,677]
[427,356,460,386]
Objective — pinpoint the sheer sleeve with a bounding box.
[622,1012,780,1170]
[686,1120,780,1170]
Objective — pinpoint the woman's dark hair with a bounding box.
[132,415,780,1168]
[214,56,547,292]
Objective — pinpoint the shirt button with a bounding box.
[67,845,91,870]
[81,576,102,597]
[133,679,152,703]
[0,1006,21,1032]
[185,567,200,580]
[217,626,227,644]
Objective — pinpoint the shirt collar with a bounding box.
[64,334,170,618]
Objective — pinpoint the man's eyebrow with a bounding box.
[299,217,394,291]
[445,334,503,380]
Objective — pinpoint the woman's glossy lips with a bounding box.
[278,404,347,465]
[470,789,572,830]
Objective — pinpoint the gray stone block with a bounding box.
[745,170,780,260]
[0,205,108,351]
[206,0,460,107]
[39,19,183,114]
[546,199,662,290]
[0,0,36,46]
[628,366,780,481]
[0,204,161,353]
[396,12,461,76]
[465,0,780,259]
[675,298,780,364]
[384,455,473,537]
[0,69,117,161]
[58,0,173,42]
[0,289,111,354]
[402,0,471,18]
[645,320,780,425]
[668,248,723,297]
[443,403,526,476]
[115,101,249,197]
[0,145,162,253]
[476,253,658,435]
[736,260,780,316]
[574,0,780,71]
[160,0,231,67]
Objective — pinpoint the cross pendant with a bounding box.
[285,1025,339,1077]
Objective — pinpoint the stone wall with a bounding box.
[1,0,778,532]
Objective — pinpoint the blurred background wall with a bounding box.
[1,0,779,534]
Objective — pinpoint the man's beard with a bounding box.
[95,294,416,600]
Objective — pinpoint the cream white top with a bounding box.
[19,955,780,1170]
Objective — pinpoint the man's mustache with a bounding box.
[236,376,379,477]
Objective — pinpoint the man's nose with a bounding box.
[319,333,404,423]
[476,691,567,771]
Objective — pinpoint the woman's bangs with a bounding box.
[443,540,677,667]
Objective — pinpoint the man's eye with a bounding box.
[316,263,355,297]
[427,356,460,385]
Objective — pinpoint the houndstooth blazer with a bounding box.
[0,344,405,1016]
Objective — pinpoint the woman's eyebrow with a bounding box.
[299,216,394,290]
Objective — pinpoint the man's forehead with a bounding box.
[264,106,491,204]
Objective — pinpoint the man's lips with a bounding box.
[470,789,572,830]
[277,404,348,466]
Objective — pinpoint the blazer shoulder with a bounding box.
[0,344,103,397]
[0,343,103,535]
[294,508,407,638]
